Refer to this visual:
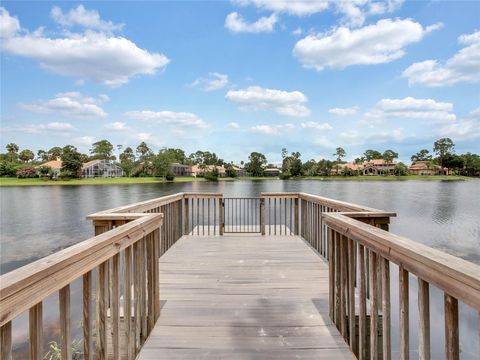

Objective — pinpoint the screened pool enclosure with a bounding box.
[81,160,124,178]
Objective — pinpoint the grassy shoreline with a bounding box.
[0,175,472,186]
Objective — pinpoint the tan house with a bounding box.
[264,168,281,177]
[363,159,396,175]
[191,165,226,177]
[409,161,446,175]
[36,160,63,177]
[332,162,364,175]
[232,165,249,177]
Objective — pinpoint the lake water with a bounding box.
[1,179,479,358]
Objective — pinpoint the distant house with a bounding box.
[409,161,446,175]
[170,163,192,177]
[331,162,364,175]
[264,168,281,177]
[81,160,123,178]
[232,165,249,177]
[191,165,226,177]
[363,159,396,175]
[36,160,63,177]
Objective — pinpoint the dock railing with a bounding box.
[1,191,479,360]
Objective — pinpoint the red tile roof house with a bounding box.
[362,159,396,175]
[409,161,447,175]
[331,162,364,175]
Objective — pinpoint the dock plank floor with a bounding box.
[138,235,355,359]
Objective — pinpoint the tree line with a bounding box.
[1,137,479,179]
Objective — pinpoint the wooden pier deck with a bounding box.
[138,234,355,359]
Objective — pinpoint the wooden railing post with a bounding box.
[0,322,12,360]
[260,198,265,235]
[294,197,299,235]
[59,285,72,360]
[219,197,224,235]
[29,302,43,360]
[444,294,459,360]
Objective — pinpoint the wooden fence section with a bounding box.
[183,192,223,236]
[322,212,480,360]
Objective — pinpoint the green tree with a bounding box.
[433,138,455,167]
[6,143,19,161]
[282,151,302,177]
[382,149,398,163]
[162,148,187,164]
[302,159,318,176]
[136,142,153,160]
[225,163,237,178]
[37,149,49,162]
[188,150,221,165]
[394,162,409,176]
[19,149,34,163]
[61,145,83,178]
[354,157,365,164]
[245,152,267,177]
[153,149,175,179]
[443,153,464,174]
[363,149,382,161]
[334,147,346,163]
[119,147,136,176]
[317,159,334,176]
[90,140,115,160]
[47,146,63,161]
[411,149,432,163]
[460,153,480,176]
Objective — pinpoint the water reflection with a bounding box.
[1,179,479,359]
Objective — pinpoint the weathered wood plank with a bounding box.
[444,294,459,360]
[399,266,409,360]
[29,302,42,360]
[418,278,430,360]
[59,285,71,360]
[1,321,12,360]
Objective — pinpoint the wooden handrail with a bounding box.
[323,212,480,311]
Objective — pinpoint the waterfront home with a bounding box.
[409,161,447,175]
[232,165,249,177]
[191,164,226,177]
[170,163,192,177]
[81,160,124,178]
[331,162,364,175]
[363,159,396,175]
[36,159,62,177]
[263,167,281,176]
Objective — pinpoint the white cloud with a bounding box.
[403,30,480,87]
[18,92,108,118]
[73,136,95,147]
[51,5,124,33]
[292,27,303,36]
[104,122,128,131]
[190,72,229,91]
[19,122,77,133]
[0,7,20,38]
[339,128,406,145]
[293,19,439,70]
[250,123,295,135]
[1,7,169,87]
[438,108,480,140]
[225,86,311,117]
[228,122,240,129]
[328,106,358,116]
[225,12,277,33]
[133,132,152,141]
[365,97,456,123]
[300,121,333,130]
[125,110,209,128]
[233,1,404,26]
[313,136,336,148]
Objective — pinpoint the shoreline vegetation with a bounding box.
[0,175,471,187]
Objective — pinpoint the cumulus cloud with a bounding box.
[365,97,456,123]
[51,5,124,33]
[300,121,333,130]
[228,122,240,129]
[233,0,404,27]
[125,110,209,128]
[18,92,108,118]
[250,123,295,135]
[104,122,129,131]
[438,108,480,140]
[225,12,277,33]
[328,106,358,116]
[73,136,95,147]
[403,30,480,87]
[293,18,440,70]
[190,72,229,91]
[18,122,77,133]
[0,6,169,87]
[225,86,311,117]
[0,7,20,38]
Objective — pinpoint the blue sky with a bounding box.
[1,1,479,164]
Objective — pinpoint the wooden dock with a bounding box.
[137,234,355,359]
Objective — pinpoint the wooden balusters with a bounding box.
[347,238,356,354]
[370,252,379,360]
[83,272,92,360]
[96,261,108,360]
[399,266,409,360]
[124,246,134,360]
[358,244,367,360]
[381,258,391,360]
[59,285,72,360]
[29,302,43,360]
[111,254,120,360]
[0,321,12,360]
[418,278,430,360]
[444,294,459,360]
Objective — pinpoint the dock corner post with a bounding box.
[260,197,265,235]
[219,196,224,236]
[294,197,299,235]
